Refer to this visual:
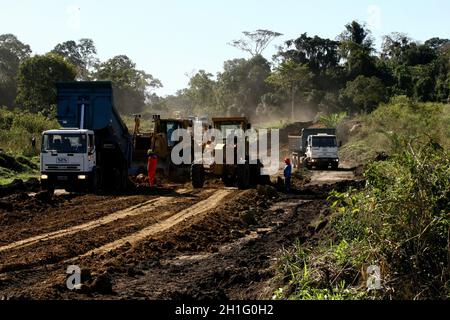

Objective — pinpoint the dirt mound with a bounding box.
[0,177,40,198]
[0,152,26,172]
[279,121,313,144]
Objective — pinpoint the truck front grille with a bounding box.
[45,164,81,172]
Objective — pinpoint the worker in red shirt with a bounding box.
[147,149,158,188]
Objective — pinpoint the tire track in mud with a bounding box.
[75,189,234,259]
[0,189,192,253]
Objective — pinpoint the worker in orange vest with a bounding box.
[147,149,158,188]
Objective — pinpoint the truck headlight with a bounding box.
[41,174,48,180]
[335,159,339,162]
[77,175,87,180]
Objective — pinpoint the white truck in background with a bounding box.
[288,128,340,170]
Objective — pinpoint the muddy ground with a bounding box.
[0,169,360,300]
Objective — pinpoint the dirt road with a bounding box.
[0,170,358,300]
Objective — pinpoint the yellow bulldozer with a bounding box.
[190,117,268,189]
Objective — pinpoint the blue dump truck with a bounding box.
[40,81,132,193]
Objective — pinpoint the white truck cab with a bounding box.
[305,134,339,169]
[40,129,97,192]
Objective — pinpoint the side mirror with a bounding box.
[339,141,343,147]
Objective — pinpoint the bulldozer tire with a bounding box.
[191,164,205,188]
[237,163,250,190]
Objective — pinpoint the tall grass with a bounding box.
[339,96,450,166]
[0,107,58,156]
[275,97,450,300]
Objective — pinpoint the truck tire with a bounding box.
[249,163,259,187]
[222,168,234,187]
[191,164,205,188]
[90,169,98,193]
[120,164,129,192]
[43,185,55,196]
[237,163,250,190]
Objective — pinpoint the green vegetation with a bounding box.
[276,143,450,299]
[0,151,39,185]
[276,98,450,299]
[0,108,58,156]
[1,21,449,119]
[95,55,162,114]
[318,112,347,128]
[340,97,450,165]
[16,53,77,114]
[0,108,56,185]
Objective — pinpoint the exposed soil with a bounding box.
[0,168,360,300]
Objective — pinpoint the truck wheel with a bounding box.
[90,170,98,193]
[237,163,250,190]
[44,186,55,196]
[121,165,129,192]
[222,168,234,187]
[191,164,205,188]
[249,163,259,187]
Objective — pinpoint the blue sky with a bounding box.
[1,0,449,95]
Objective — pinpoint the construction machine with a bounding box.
[190,117,266,189]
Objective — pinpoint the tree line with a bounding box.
[0,35,161,115]
[173,22,450,120]
[1,21,449,120]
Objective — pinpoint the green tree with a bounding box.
[0,34,32,108]
[382,33,436,66]
[16,53,77,114]
[52,38,99,80]
[338,21,377,78]
[186,70,218,114]
[95,55,162,114]
[216,55,271,116]
[266,59,312,120]
[229,29,282,57]
[0,34,31,61]
[0,48,20,107]
[342,75,387,113]
[276,33,345,111]
[280,33,340,73]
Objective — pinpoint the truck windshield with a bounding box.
[42,134,87,153]
[312,136,337,148]
[216,123,244,139]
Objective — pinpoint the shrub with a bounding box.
[0,107,58,156]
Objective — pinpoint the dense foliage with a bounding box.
[0,21,449,119]
[276,99,450,300]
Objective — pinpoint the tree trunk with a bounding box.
[291,85,295,121]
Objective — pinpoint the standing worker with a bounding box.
[284,158,292,192]
[134,114,141,135]
[147,149,158,188]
